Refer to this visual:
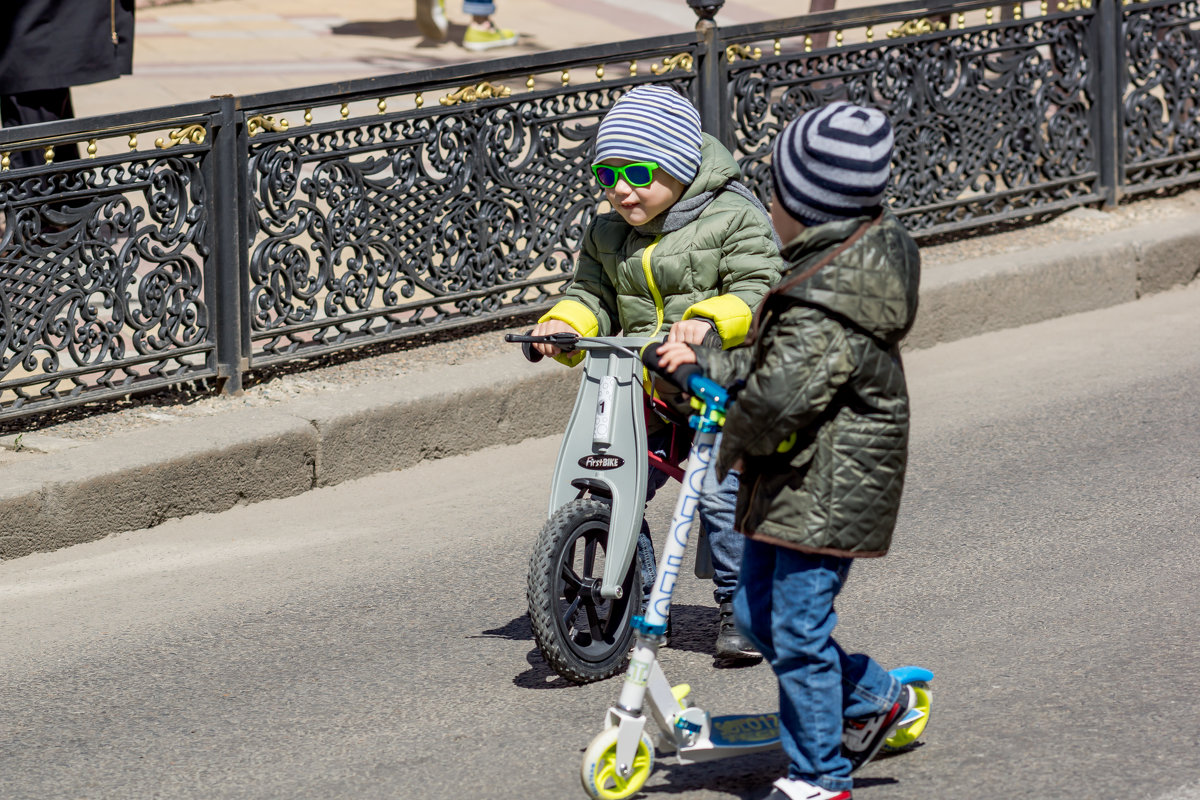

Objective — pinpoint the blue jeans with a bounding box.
[462,0,495,15]
[733,539,900,793]
[638,431,742,606]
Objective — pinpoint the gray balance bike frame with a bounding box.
[546,336,710,603]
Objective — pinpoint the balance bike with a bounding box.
[575,346,933,800]
[507,332,705,685]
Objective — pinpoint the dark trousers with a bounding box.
[1,87,81,169]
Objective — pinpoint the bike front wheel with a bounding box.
[527,498,642,684]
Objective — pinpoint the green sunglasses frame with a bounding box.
[591,161,661,189]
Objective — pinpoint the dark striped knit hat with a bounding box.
[772,101,894,226]
[592,85,703,184]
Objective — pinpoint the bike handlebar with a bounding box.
[505,331,728,412]
[503,332,580,363]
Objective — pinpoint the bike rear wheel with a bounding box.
[527,498,642,684]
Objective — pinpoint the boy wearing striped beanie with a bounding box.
[531,85,783,662]
[656,102,922,799]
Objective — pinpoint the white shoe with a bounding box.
[766,777,852,800]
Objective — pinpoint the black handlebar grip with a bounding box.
[641,342,703,393]
[503,331,543,363]
[522,339,544,363]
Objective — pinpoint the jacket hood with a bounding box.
[680,133,742,199]
[776,210,920,346]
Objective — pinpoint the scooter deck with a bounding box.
[675,713,782,764]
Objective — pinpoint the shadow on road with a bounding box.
[331,18,469,47]
[475,613,533,642]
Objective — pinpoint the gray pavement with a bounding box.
[2,0,1200,559]
[2,288,1198,799]
[0,198,1198,560]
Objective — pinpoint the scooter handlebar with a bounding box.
[641,343,729,413]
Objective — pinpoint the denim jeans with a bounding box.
[638,431,742,606]
[461,0,495,16]
[732,538,900,793]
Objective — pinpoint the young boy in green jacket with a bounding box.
[656,102,921,799]
[531,85,783,658]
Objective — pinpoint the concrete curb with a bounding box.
[2,214,1198,559]
[909,216,1200,349]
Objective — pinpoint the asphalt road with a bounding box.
[1,284,1198,800]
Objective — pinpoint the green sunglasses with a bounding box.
[591,161,661,189]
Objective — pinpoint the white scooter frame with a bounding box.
[580,362,933,799]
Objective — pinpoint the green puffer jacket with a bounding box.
[539,135,782,360]
[695,210,921,557]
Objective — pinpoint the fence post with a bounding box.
[1094,0,1124,209]
[210,95,250,394]
[689,0,731,150]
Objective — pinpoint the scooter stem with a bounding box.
[616,429,717,716]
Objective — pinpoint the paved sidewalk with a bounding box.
[74,0,833,117]
[1,187,1198,560]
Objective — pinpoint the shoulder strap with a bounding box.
[745,213,882,345]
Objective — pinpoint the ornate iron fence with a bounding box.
[1,0,1197,422]
[0,102,226,417]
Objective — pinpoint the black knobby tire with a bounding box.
[527,498,642,684]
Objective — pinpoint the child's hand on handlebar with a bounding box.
[530,319,577,356]
[655,341,698,373]
[667,319,715,345]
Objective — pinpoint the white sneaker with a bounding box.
[765,777,852,800]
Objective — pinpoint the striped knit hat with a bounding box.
[592,85,703,185]
[772,101,894,226]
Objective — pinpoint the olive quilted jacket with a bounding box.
[538,135,782,354]
[695,210,921,557]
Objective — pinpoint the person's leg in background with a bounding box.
[0,88,81,169]
[461,0,517,50]
[415,0,449,41]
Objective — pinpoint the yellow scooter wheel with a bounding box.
[580,727,655,799]
[884,680,932,752]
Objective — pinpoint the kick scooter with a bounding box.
[507,332,705,685]
[568,344,934,800]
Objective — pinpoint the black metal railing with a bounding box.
[1,0,1197,421]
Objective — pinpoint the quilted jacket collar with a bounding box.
[776,209,920,347]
